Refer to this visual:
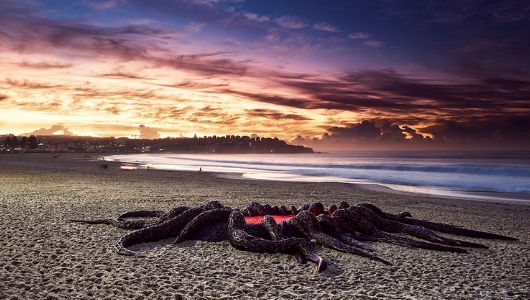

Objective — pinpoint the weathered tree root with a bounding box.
[69,200,515,272]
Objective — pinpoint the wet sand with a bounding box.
[1,153,529,299]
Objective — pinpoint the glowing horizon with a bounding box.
[1,0,529,150]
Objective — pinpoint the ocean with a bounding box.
[104,151,530,202]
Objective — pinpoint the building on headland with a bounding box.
[0,134,313,154]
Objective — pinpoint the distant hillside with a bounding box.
[1,134,313,154]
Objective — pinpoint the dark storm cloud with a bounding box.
[223,68,530,124]
[350,70,527,109]
[342,70,530,111]
[12,0,527,121]
[423,116,530,142]
[220,89,318,110]
[294,116,530,150]
[327,120,381,140]
[425,121,490,141]
[401,126,426,140]
[224,63,530,145]
[380,121,407,140]
[323,116,530,144]
[3,0,529,148]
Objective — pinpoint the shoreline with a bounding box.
[1,153,529,299]
[102,152,530,205]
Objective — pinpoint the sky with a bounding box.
[1,0,529,150]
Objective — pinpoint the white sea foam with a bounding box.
[105,150,530,202]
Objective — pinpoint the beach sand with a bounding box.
[0,153,529,300]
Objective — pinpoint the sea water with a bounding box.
[104,151,530,202]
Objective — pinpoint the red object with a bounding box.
[245,215,296,224]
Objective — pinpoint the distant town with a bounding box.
[0,134,314,154]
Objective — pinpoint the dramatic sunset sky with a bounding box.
[1,0,529,149]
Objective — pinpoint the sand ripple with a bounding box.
[1,154,529,299]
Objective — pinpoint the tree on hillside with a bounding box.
[21,136,28,148]
[29,135,38,149]
[11,136,19,147]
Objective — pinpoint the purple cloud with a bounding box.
[364,40,383,47]
[313,22,339,32]
[275,16,309,29]
[348,32,370,39]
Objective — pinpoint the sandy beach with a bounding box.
[0,153,529,300]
